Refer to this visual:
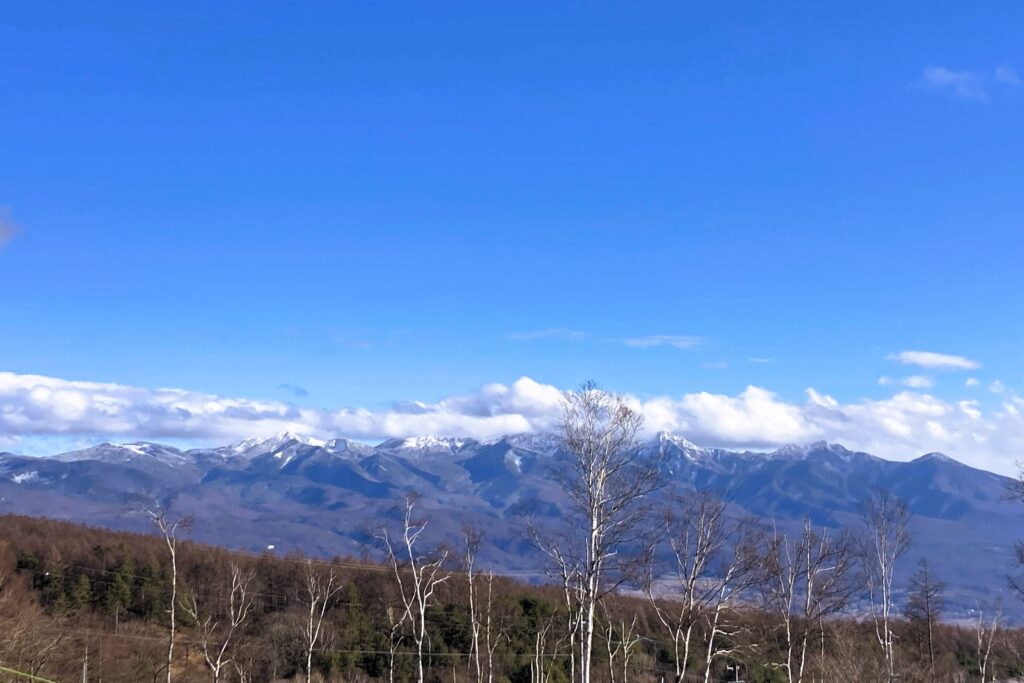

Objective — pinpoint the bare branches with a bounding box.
[380,493,451,683]
[642,492,764,683]
[301,558,342,683]
[904,558,944,678]
[761,517,858,683]
[144,504,192,683]
[181,563,255,683]
[530,381,663,683]
[464,525,484,683]
[861,491,911,681]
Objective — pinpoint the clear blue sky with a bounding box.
[1,2,1022,463]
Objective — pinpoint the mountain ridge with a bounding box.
[1,432,1020,619]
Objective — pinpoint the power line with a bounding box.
[0,664,58,683]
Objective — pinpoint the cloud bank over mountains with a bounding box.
[2,370,1023,474]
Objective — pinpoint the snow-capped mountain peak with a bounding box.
[912,451,960,466]
[651,431,704,452]
[227,431,325,457]
[377,435,474,455]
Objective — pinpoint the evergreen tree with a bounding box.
[69,573,92,611]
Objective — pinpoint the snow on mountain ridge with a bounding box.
[377,435,475,453]
[224,431,326,457]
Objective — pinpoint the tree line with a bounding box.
[1,382,1023,682]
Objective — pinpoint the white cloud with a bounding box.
[902,375,934,389]
[989,380,1006,394]
[922,64,1020,101]
[5,370,1024,474]
[878,376,893,386]
[923,67,988,100]
[508,331,708,351]
[889,350,980,370]
[995,64,1021,86]
[622,335,704,350]
[966,377,981,387]
[508,328,587,341]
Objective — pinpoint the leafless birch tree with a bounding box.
[464,525,484,683]
[381,493,451,683]
[975,602,1002,683]
[699,519,763,683]
[862,491,911,681]
[145,505,192,683]
[643,492,760,683]
[181,564,256,683]
[382,597,407,683]
[761,517,857,683]
[482,570,505,683]
[529,612,559,683]
[301,559,342,683]
[600,604,641,683]
[530,381,662,683]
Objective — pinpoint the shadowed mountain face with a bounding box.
[1,433,1021,619]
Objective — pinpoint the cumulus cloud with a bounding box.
[0,372,564,445]
[5,370,1024,474]
[622,335,704,350]
[889,350,980,370]
[989,380,1006,394]
[966,377,981,388]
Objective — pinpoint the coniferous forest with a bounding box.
[0,512,1021,683]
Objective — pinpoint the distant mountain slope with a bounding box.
[1,433,1021,618]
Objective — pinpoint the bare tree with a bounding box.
[904,558,944,678]
[700,519,763,683]
[181,564,256,683]
[482,570,506,683]
[762,517,858,683]
[381,493,451,683]
[529,612,559,683]
[531,540,583,683]
[301,559,342,683]
[975,602,1001,683]
[463,525,484,683]
[145,505,192,683]
[382,596,407,683]
[600,603,641,683]
[861,491,911,681]
[530,381,662,683]
[643,492,759,683]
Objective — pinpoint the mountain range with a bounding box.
[1,432,1021,619]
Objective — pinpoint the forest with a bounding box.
[0,508,1020,683]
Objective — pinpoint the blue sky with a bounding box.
[1,2,1023,469]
